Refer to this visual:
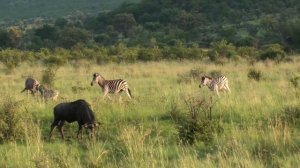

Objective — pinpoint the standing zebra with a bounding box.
[199,75,231,96]
[37,85,60,101]
[90,73,132,99]
[21,77,40,95]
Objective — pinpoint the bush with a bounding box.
[177,68,204,84]
[138,47,162,61]
[0,49,23,72]
[248,69,262,81]
[259,44,286,62]
[42,67,57,87]
[237,46,259,60]
[43,55,67,67]
[0,96,29,142]
[282,106,300,126]
[208,39,237,62]
[176,96,222,145]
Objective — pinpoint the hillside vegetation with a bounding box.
[0,0,139,20]
[1,0,300,54]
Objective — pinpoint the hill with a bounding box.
[0,0,140,20]
[1,0,300,52]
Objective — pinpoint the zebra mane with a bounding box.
[94,73,105,80]
[202,76,212,80]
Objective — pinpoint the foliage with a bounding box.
[290,76,300,89]
[1,0,300,54]
[282,106,300,126]
[177,68,204,84]
[259,44,286,62]
[42,67,57,87]
[208,40,237,61]
[248,69,262,81]
[0,96,29,142]
[176,96,221,145]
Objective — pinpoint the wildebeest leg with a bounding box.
[57,120,65,139]
[49,119,59,140]
[77,124,83,139]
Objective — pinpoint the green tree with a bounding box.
[57,27,91,48]
[113,13,137,35]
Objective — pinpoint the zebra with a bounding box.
[199,75,231,96]
[90,73,132,99]
[37,85,60,101]
[21,77,40,95]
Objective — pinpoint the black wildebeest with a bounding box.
[21,77,40,95]
[49,99,99,140]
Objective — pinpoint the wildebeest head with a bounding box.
[84,122,100,137]
[90,73,103,86]
[199,76,212,88]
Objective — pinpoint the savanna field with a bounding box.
[0,58,300,168]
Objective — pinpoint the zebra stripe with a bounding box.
[91,73,132,99]
[199,75,231,96]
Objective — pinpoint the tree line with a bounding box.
[0,0,299,61]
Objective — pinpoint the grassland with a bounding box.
[0,58,299,167]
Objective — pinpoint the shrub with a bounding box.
[290,76,300,88]
[177,68,204,84]
[138,47,162,61]
[0,49,23,72]
[248,69,262,81]
[42,67,57,87]
[237,46,259,60]
[259,44,286,62]
[0,96,29,142]
[208,39,237,62]
[176,96,222,145]
[43,55,67,67]
[282,106,300,126]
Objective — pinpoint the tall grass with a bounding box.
[0,58,299,167]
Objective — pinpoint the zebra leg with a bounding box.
[119,95,123,102]
[215,89,220,97]
[102,88,112,100]
[125,88,132,99]
[224,84,231,93]
[227,86,231,93]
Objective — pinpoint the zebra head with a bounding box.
[199,76,212,88]
[91,73,104,86]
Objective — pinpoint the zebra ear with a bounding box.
[201,76,205,81]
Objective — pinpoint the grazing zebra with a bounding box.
[90,73,132,99]
[199,75,231,96]
[37,85,60,101]
[21,77,40,95]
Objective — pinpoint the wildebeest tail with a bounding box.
[21,88,26,93]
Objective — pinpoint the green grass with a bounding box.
[0,58,299,167]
